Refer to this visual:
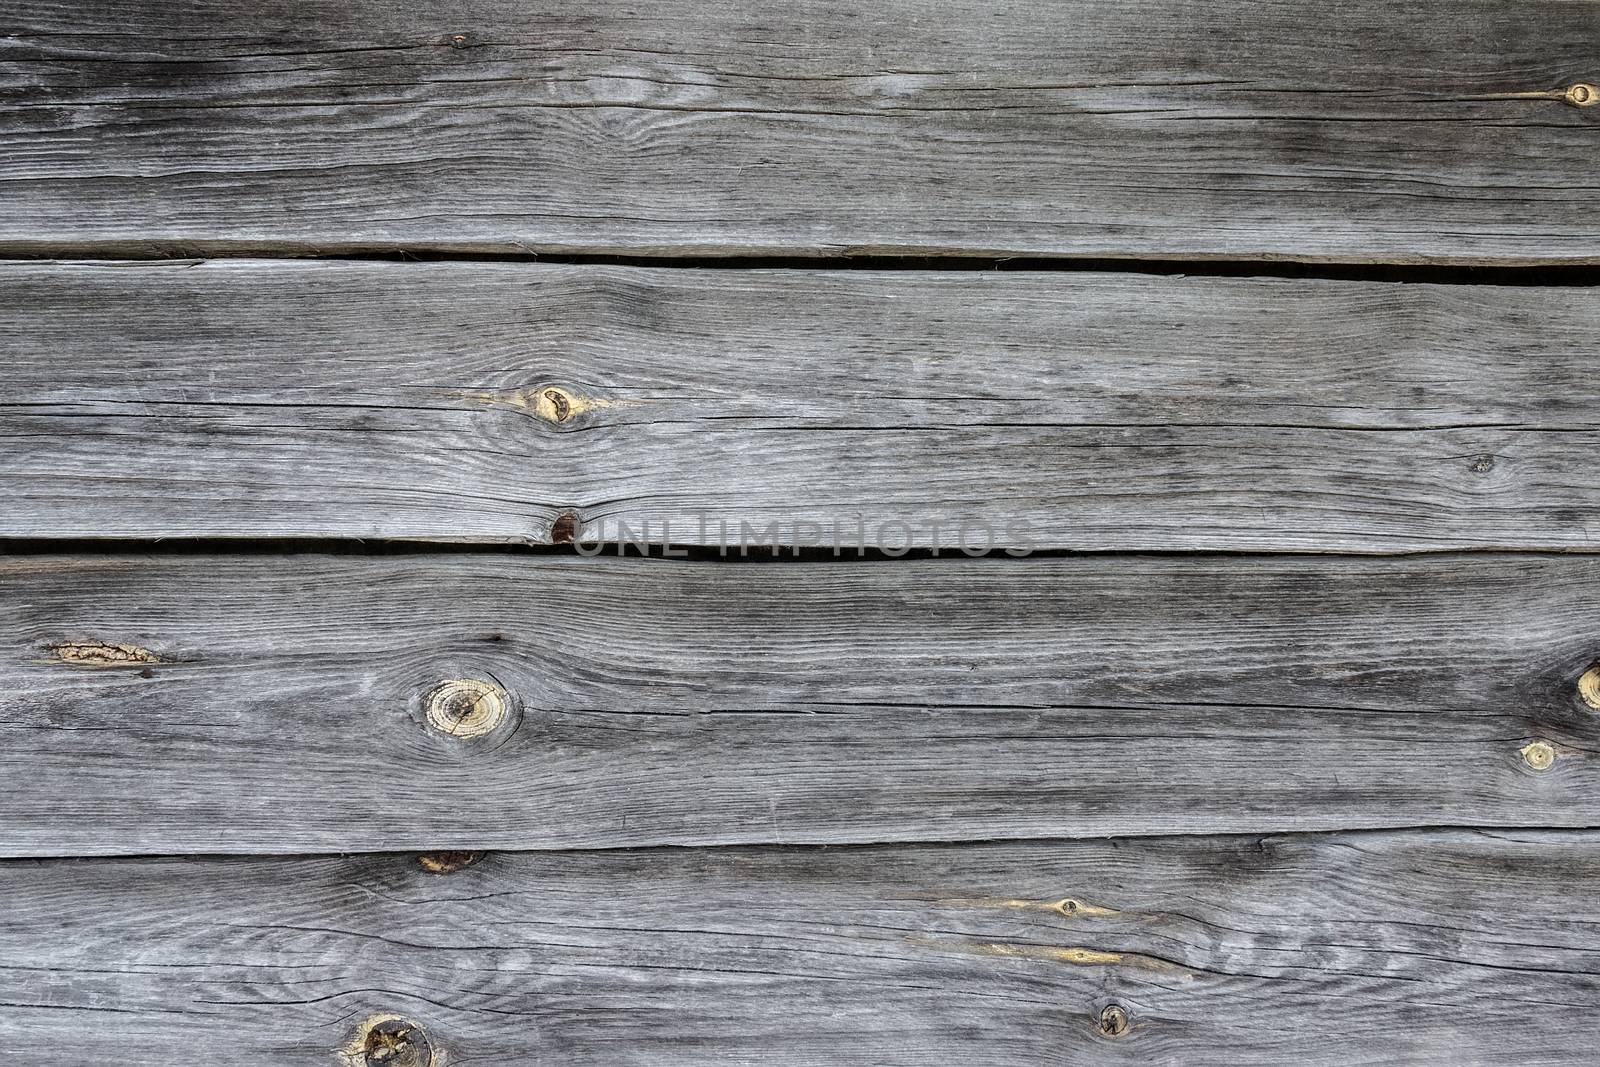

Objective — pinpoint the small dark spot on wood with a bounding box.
[551,512,580,544]
[418,850,484,874]
[138,667,154,679]
[360,1017,432,1067]
[1469,454,1495,474]
[479,632,505,643]
[1097,1003,1130,1038]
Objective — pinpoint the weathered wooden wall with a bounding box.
[1,0,1597,262]
[4,261,1599,550]
[4,551,1598,855]
[2,0,1598,1063]
[5,831,1599,1065]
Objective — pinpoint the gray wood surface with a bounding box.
[5,551,1598,855]
[9,1,1599,1054]
[1,0,1597,262]
[6,260,1600,551]
[4,829,1599,1064]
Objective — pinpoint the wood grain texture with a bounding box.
[5,260,1600,551]
[4,830,1600,1064]
[1,0,1597,262]
[4,551,1599,856]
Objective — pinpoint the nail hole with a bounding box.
[1566,82,1597,107]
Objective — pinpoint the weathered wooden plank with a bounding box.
[3,830,1599,1064]
[3,551,1598,855]
[4,260,1599,551]
[0,0,1596,262]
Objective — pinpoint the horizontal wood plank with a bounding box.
[4,830,1600,1063]
[3,551,1598,855]
[1,0,1597,262]
[5,260,1600,551]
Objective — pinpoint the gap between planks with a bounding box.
[7,822,1600,864]
[1,247,1599,287]
[7,539,1600,560]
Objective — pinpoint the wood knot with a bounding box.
[459,382,614,426]
[343,1016,433,1067]
[48,640,162,668]
[1578,664,1600,711]
[424,679,510,740]
[523,383,619,427]
[447,32,472,49]
[1520,740,1558,772]
[1468,454,1495,474]
[537,386,575,423]
[550,511,581,544]
[1566,83,1597,107]
[1040,896,1118,919]
[418,850,484,874]
[1096,1003,1130,1038]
